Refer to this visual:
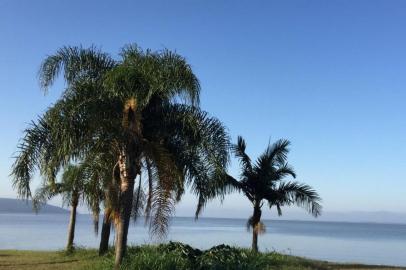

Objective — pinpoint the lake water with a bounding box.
[1,213,406,266]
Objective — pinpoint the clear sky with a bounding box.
[1,0,405,220]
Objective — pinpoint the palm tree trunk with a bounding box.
[251,202,262,252]
[114,223,118,246]
[114,175,135,268]
[252,226,258,252]
[66,194,78,251]
[99,208,112,255]
[114,151,137,269]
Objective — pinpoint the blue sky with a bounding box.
[0,0,406,219]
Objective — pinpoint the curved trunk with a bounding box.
[251,202,262,252]
[114,150,137,269]
[99,208,112,255]
[66,194,78,251]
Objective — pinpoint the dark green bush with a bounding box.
[196,244,249,270]
[89,242,327,270]
[158,241,202,263]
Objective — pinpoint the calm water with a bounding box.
[1,213,406,266]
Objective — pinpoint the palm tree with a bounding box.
[227,136,322,252]
[11,45,229,267]
[33,163,103,251]
[98,175,116,256]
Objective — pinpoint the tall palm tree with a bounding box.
[227,136,322,252]
[11,45,229,267]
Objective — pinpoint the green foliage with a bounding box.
[87,242,334,270]
[122,245,193,270]
[159,241,202,262]
[92,245,194,270]
[197,244,250,270]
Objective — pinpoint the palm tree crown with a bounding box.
[228,136,322,251]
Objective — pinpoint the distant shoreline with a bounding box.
[0,198,68,214]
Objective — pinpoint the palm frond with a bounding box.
[231,136,252,174]
[149,184,175,240]
[144,158,154,221]
[274,163,296,179]
[131,176,146,223]
[142,140,182,238]
[262,139,291,167]
[32,184,59,213]
[276,203,283,216]
[146,159,177,239]
[145,104,230,218]
[273,181,322,217]
[120,44,200,106]
[11,117,52,199]
[39,45,115,92]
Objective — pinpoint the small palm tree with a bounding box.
[33,163,102,251]
[228,136,322,252]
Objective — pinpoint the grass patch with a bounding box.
[1,242,405,270]
[0,248,99,270]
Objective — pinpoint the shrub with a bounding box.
[87,242,327,270]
